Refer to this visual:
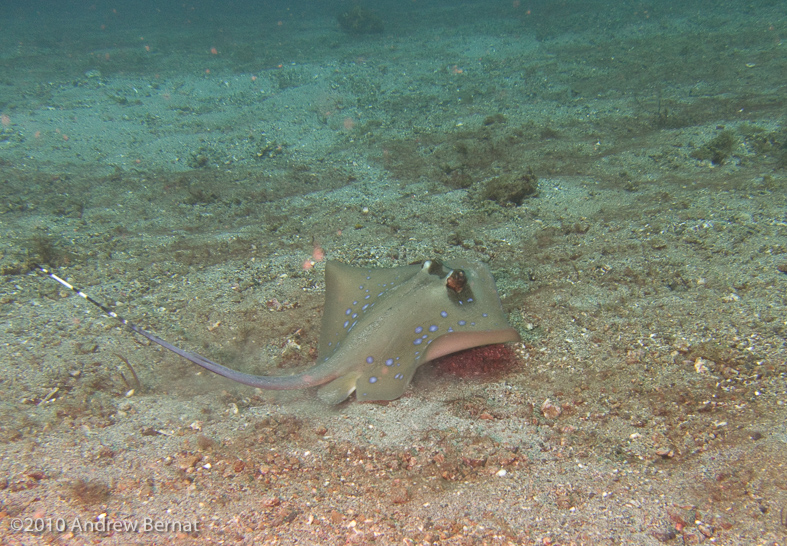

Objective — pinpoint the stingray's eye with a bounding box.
[446,269,466,294]
[424,260,446,277]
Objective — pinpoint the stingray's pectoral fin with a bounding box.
[317,372,361,405]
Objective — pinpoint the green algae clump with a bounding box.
[474,168,539,206]
[690,130,738,165]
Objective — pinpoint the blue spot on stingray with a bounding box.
[352,313,358,318]
[471,322,476,326]
[385,358,394,366]
[440,311,448,318]
[448,327,454,332]
[364,295,371,300]
[377,292,383,297]
[366,276,371,280]
[359,285,364,290]
[369,376,377,383]
[468,298,474,303]
[345,308,352,315]
[413,338,423,345]
[395,373,404,379]
[415,326,423,334]
[482,313,488,317]
[343,320,350,328]
[429,325,438,332]
[458,320,467,326]
[366,356,374,364]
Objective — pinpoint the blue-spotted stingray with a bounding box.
[37,259,521,404]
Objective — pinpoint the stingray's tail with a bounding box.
[33,264,336,391]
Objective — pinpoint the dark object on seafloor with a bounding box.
[337,5,384,35]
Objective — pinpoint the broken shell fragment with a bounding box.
[541,398,563,419]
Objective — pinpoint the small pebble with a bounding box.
[655,447,674,458]
[541,398,562,419]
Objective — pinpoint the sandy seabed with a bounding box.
[1,0,786,544]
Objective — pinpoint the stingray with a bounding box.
[36,259,521,404]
